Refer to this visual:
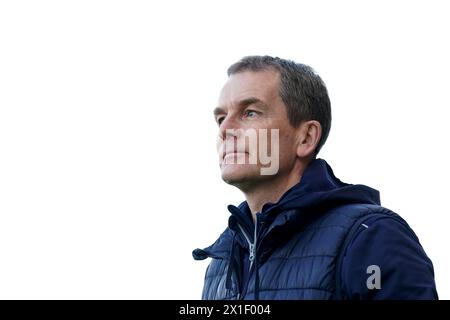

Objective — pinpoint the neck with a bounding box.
[244,160,309,221]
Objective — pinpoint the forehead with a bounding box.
[218,69,280,106]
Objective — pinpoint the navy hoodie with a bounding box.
[194,158,438,299]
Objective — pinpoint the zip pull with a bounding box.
[249,243,255,269]
[251,216,258,265]
[249,215,258,271]
[236,222,256,271]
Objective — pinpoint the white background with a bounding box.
[0,0,448,299]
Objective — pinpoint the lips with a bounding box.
[222,151,248,160]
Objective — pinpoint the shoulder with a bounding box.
[329,203,397,221]
[193,227,235,260]
[313,203,400,234]
[338,214,438,299]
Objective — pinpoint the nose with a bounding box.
[218,115,240,141]
[217,115,241,158]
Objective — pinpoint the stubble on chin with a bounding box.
[220,164,267,191]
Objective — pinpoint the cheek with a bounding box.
[278,133,297,158]
[268,128,293,153]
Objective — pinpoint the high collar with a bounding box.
[194,158,381,260]
[228,158,380,231]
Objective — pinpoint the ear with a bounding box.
[296,120,322,159]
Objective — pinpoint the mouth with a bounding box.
[223,151,249,160]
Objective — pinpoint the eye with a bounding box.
[216,116,225,126]
[244,110,257,118]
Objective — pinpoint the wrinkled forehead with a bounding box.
[217,70,281,108]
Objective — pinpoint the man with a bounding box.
[193,56,438,300]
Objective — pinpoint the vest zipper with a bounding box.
[236,216,260,299]
[237,216,258,271]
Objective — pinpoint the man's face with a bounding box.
[214,69,300,190]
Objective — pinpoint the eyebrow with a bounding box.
[213,97,268,116]
[213,106,225,117]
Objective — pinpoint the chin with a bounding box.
[220,164,261,186]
